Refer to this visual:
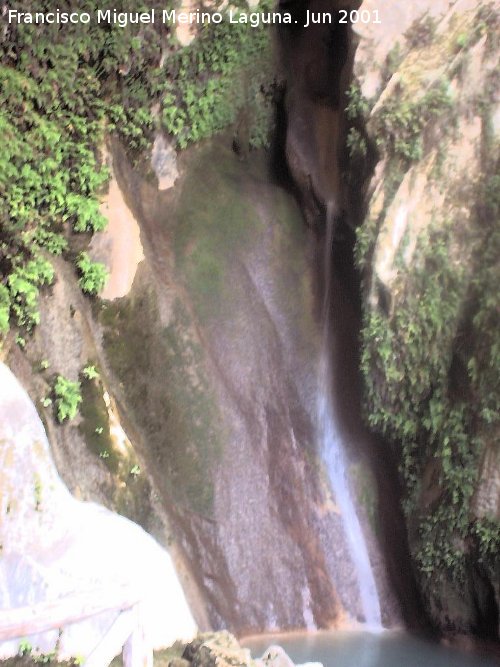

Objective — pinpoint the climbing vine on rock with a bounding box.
[161,10,277,149]
[0,0,277,341]
[358,176,500,610]
[353,4,500,627]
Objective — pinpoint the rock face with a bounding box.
[151,134,179,191]
[89,147,145,300]
[178,632,322,667]
[0,363,196,659]
[349,0,499,642]
[281,0,499,644]
[90,138,382,632]
[6,131,400,635]
[5,0,497,644]
[280,0,356,224]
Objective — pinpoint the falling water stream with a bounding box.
[318,205,382,628]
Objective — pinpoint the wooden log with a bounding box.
[84,608,135,667]
[0,586,140,641]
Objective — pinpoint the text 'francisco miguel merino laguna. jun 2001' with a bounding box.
[5,7,383,29]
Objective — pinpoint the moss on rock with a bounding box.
[101,283,222,516]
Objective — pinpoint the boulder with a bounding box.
[0,363,196,660]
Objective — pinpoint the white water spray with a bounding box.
[318,204,382,629]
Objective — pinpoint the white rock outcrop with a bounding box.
[0,363,196,660]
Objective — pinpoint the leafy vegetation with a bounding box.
[7,257,55,330]
[76,252,108,295]
[82,364,99,380]
[358,176,500,592]
[53,375,82,423]
[11,638,82,665]
[0,7,111,337]
[346,82,370,121]
[346,128,368,159]
[161,8,277,149]
[353,8,499,609]
[373,78,454,163]
[0,0,277,342]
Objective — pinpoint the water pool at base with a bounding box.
[242,630,498,667]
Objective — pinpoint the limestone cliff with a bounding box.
[326,0,498,642]
[1,0,498,649]
[282,0,499,644]
[0,363,196,659]
[2,0,402,638]
[5,131,401,634]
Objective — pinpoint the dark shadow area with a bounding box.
[271,108,432,638]
[268,90,295,189]
[327,218,434,634]
[274,0,433,633]
[471,563,500,642]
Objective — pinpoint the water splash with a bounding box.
[318,203,382,629]
[301,586,317,631]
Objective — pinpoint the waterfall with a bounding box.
[318,204,382,629]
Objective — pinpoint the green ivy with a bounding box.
[358,171,500,594]
[76,253,108,295]
[161,7,277,149]
[0,0,277,341]
[54,375,82,423]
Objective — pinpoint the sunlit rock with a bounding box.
[90,148,144,300]
[151,133,179,191]
[0,363,196,660]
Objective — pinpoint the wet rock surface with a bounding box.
[279,0,500,643]
[5,129,402,634]
[94,138,356,632]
